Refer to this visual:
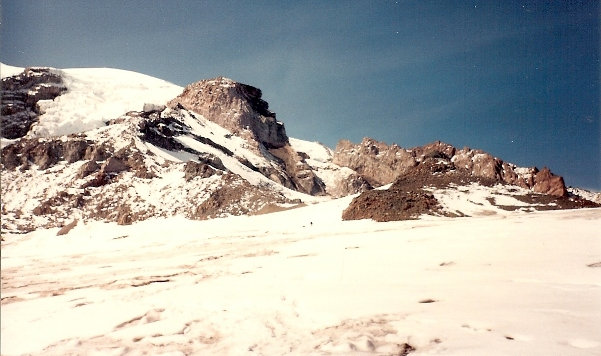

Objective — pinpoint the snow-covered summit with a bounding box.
[1,62,183,139]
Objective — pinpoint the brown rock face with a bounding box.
[1,137,110,171]
[101,157,129,174]
[1,67,67,139]
[333,138,417,186]
[342,159,454,222]
[76,160,100,179]
[341,156,584,222]
[268,145,326,196]
[166,79,326,195]
[533,167,568,197]
[333,139,568,197]
[56,219,78,236]
[168,77,288,149]
[2,137,90,170]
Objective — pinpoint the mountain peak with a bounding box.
[205,76,236,87]
[168,77,285,149]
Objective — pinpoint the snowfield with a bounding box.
[2,202,600,355]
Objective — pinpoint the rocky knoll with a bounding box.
[334,138,568,197]
[168,77,287,149]
[1,67,66,139]
[167,77,325,196]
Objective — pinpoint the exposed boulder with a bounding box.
[198,152,226,171]
[84,144,111,162]
[100,157,129,174]
[167,77,288,149]
[118,150,156,179]
[63,140,90,163]
[76,160,100,179]
[184,161,216,181]
[1,67,67,139]
[56,219,78,236]
[116,205,134,225]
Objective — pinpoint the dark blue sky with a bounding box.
[1,1,599,190]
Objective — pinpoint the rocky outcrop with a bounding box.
[533,167,568,197]
[101,157,129,174]
[342,159,450,222]
[168,77,287,149]
[1,136,107,171]
[333,138,568,197]
[76,160,100,179]
[0,104,309,232]
[342,156,592,222]
[1,68,588,233]
[184,161,217,181]
[137,107,237,166]
[165,79,326,195]
[267,145,326,196]
[1,67,67,139]
[333,138,417,187]
[451,148,568,197]
[192,173,294,219]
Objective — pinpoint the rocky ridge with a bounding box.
[334,138,568,197]
[340,141,597,221]
[1,66,599,232]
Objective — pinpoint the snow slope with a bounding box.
[1,63,183,138]
[2,202,600,355]
[0,63,25,78]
